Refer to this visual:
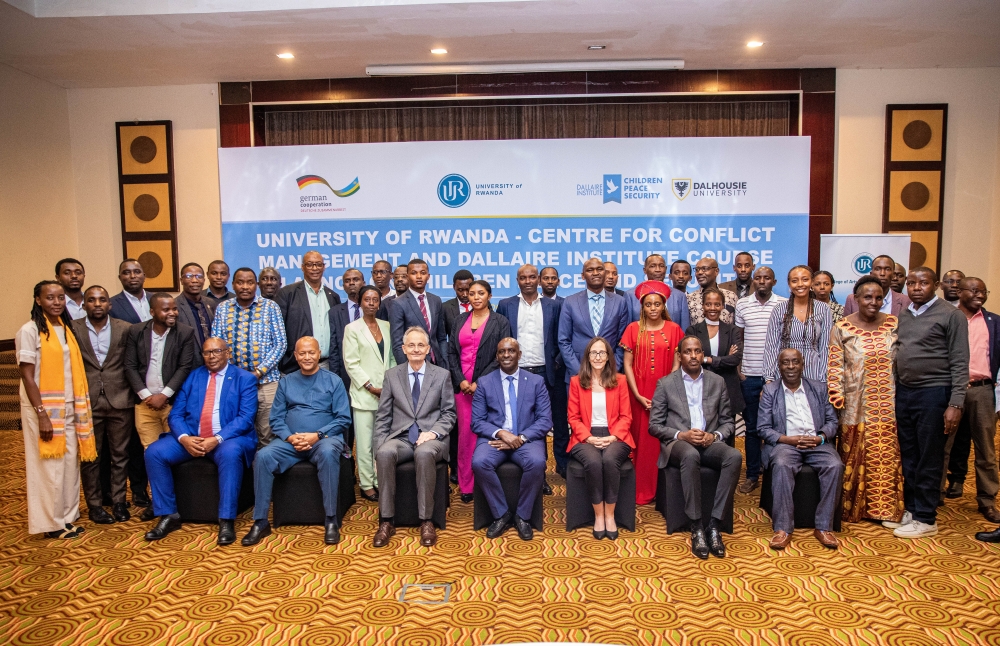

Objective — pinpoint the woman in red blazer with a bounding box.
[568,337,635,540]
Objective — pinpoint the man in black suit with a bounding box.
[540,267,564,304]
[72,286,136,524]
[330,268,366,391]
[388,258,448,369]
[442,269,475,340]
[108,259,151,325]
[174,262,214,348]
[274,250,342,374]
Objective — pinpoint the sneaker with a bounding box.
[882,510,912,529]
[893,520,938,539]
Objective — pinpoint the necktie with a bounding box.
[461,302,471,313]
[507,375,518,437]
[199,373,218,438]
[352,303,360,321]
[408,371,421,444]
[589,294,603,334]
[417,294,435,362]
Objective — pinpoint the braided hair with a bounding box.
[31,280,77,341]
[780,265,818,352]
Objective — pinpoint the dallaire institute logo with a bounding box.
[852,253,874,276]
[438,174,470,208]
[672,178,691,200]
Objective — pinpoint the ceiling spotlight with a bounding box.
[588,45,606,50]
[277,52,295,59]
[746,41,764,48]
[430,48,448,55]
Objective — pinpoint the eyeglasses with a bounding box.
[960,288,990,297]
[589,350,609,358]
[371,269,390,275]
[303,262,325,269]
[202,349,226,357]
[694,267,716,274]
[182,273,205,280]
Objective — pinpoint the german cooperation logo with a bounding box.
[438,174,471,208]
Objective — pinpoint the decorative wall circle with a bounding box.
[902,120,932,149]
[137,251,163,278]
[133,194,160,221]
[900,182,930,210]
[910,242,927,268]
[130,136,157,163]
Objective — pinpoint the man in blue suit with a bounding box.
[758,348,843,551]
[108,259,151,324]
[388,258,449,368]
[471,338,552,540]
[497,264,567,481]
[143,337,258,545]
[557,258,631,380]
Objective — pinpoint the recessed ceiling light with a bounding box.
[746,41,764,48]
[430,48,448,55]
[588,45,606,50]
[277,52,295,59]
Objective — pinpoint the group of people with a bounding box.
[15,249,1000,558]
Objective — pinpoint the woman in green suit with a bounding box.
[343,286,396,501]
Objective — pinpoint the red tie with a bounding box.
[461,302,471,313]
[199,373,218,438]
[417,294,435,362]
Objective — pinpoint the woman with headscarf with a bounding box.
[620,280,683,505]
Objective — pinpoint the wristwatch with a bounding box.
[519,434,528,443]
[34,405,45,414]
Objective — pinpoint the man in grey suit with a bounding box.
[757,348,843,551]
[373,326,455,548]
[649,336,742,560]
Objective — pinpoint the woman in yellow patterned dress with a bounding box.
[827,276,904,524]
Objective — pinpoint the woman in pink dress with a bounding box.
[446,280,511,502]
[621,280,683,505]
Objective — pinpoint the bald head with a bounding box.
[294,336,322,375]
[516,264,540,299]
[695,257,720,288]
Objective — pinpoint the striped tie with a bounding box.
[589,294,603,334]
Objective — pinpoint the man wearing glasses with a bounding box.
[687,257,738,325]
[274,250,342,374]
[371,260,394,300]
[175,263,215,347]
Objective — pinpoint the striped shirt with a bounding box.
[761,299,833,383]
[734,292,786,377]
[211,295,287,384]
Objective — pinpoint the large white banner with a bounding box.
[219,137,811,299]
[819,234,912,303]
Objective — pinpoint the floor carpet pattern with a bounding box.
[1,431,999,646]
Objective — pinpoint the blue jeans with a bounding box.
[740,376,766,480]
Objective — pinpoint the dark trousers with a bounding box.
[943,383,999,509]
[570,441,632,504]
[472,439,546,518]
[253,435,345,521]
[768,443,844,533]
[667,440,742,522]
[896,383,950,525]
[82,395,132,508]
[548,379,570,472]
[101,421,148,503]
[740,376,765,480]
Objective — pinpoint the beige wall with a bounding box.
[0,64,77,338]
[835,67,1000,289]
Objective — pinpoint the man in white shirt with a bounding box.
[757,349,843,551]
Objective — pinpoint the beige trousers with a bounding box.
[134,403,171,448]
[256,381,279,446]
[22,403,81,535]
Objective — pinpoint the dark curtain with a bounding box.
[263,100,790,145]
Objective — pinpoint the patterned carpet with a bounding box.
[2,431,1000,646]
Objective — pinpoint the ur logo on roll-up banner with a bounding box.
[438,174,470,208]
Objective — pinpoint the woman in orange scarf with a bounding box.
[16,280,96,539]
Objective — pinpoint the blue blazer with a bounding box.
[496,294,564,388]
[109,291,148,325]
[981,308,1000,380]
[388,290,449,369]
[757,377,838,465]
[167,365,259,447]
[471,369,552,445]
[557,289,631,381]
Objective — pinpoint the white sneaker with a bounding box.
[893,520,938,539]
[883,510,912,529]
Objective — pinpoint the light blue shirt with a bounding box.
[879,293,893,315]
[305,282,332,358]
[587,289,606,334]
[206,363,229,440]
[493,369,520,438]
[85,318,111,366]
[407,363,425,391]
[908,295,938,317]
[682,369,705,432]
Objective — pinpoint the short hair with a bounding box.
[233,267,257,280]
[872,254,895,265]
[208,259,230,270]
[403,326,430,345]
[540,266,559,276]
[342,267,364,279]
[84,285,109,299]
[357,285,382,303]
[910,266,938,282]
[470,279,492,296]
[55,258,84,274]
[259,267,281,277]
[701,287,724,305]
[670,260,691,272]
[679,334,703,351]
[119,258,140,271]
[150,292,174,307]
[853,275,884,296]
[180,262,204,274]
[452,269,474,283]
[373,259,392,269]
[959,276,985,289]
[407,258,428,269]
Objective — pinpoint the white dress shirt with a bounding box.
[706,319,720,356]
[412,290,432,328]
[207,364,229,437]
[139,327,174,399]
[591,389,608,427]
[908,295,938,316]
[125,290,152,322]
[65,298,86,320]
[516,294,545,367]
[782,381,816,437]
[85,318,111,366]
[681,370,705,432]
[493,368,521,438]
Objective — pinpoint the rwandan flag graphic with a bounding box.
[296,175,360,197]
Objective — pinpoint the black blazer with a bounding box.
[123,320,200,402]
[108,291,149,325]
[71,317,136,410]
[446,310,511,392]
[274,281,342,374]
[389,290,449,368]
[442,297,494,342]
[686,321,745,414]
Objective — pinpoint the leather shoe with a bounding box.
[945,481,964,498]
[738,478,759,494]
[373,521,395,548]
[707,519,726,558]
[420,520,437,547]
[325,519,341,545]
[112,503,131,523]
[360,489,379,502]
[132,492,151,507]
[769,530,793,550]
[217,519,236,546]
[144,515,181,541]
[240,520,271,546]
[814,529,839,549]
[691,527,709,559]
[486,511,513,539]
[556,466,567,480]
[513,515,533,541]
[140,506,156,522]
[975,526,1000,542]
[542,482,554,496]
[979,506,1000,523]
[88,506,115,524]
[592,529,606,540]
[450,473,459,485]
[460,493,474,504]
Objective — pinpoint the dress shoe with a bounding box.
[460,493,474,504]
[592,529,606,540]
[373,521,395,548]
[450,473,459,485]
[419,520,437,547]
[325,519,341,545]
[738,478,759,494]
[144,515,181,541]
[945,481,964,498]
[240,520,272,546]
[979,506,1000,523]
[542,482,554,496]
[769,530,793,550]
[132,492,151,507]
[706,519,726,558]
[513,515,533,541]
[66,523,84,534]
[486,511,513,539]
[556,466,567,480]
[975,526,1000,542]
[605,528,618,541]
[690,527,709,560]
[360,489,379,502]
[88,506,115,524]
[217,519,236,546]
[814,529,839,549]
[112,503,131,523]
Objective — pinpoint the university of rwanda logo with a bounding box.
[672,178,691,200]
[296,175,360,197]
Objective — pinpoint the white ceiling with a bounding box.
[2,0,998,89]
